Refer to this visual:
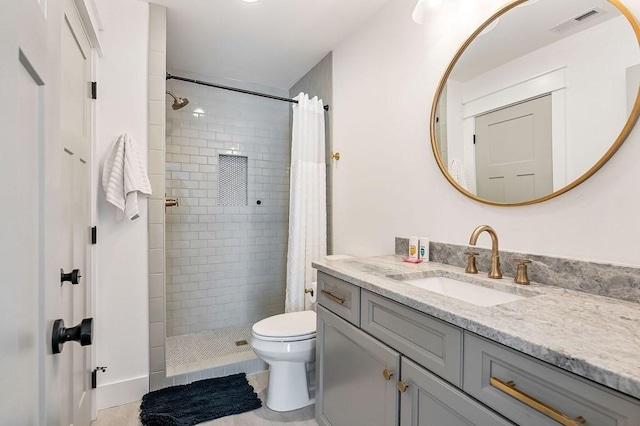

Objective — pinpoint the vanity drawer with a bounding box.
[463,333,640,426]
[317,271,361,326]
[361,290,462,387]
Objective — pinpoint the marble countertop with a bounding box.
[312,255,640,399]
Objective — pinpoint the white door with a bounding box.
[475,95,553,203]
[60,1,94,425]
[0,1,95,424]
[0,1,49,425]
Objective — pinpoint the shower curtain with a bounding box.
[285,93,327,313]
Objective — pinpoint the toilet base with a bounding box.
[265,361,315,412]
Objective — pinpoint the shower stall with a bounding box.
[163,71,294,375]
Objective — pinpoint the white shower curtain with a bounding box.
[285,93,327,313]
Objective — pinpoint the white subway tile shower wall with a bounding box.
[165,74,290,337]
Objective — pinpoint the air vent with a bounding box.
[575,9,600,21]
[549,7,606,34]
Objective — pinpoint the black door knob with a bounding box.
[60,268,81,285]
[52,318,93,354]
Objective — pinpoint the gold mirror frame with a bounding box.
[430,0,640,207]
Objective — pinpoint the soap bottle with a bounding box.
[409,237,419,259]
[419,237,429,262]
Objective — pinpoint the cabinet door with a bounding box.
[464,333,640,426]
[400,358,514,426]
[317,305,400,426]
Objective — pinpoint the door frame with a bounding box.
[455,67,567,193]
[64,0,103,420]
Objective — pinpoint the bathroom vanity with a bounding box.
[313,256,640,426]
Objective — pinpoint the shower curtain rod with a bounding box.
[166,73,330,111]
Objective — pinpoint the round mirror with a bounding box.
[431,0,640,206]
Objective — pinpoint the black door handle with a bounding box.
[60,268,81,285]
[52,318,93,354]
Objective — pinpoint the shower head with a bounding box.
[166,91,190,110]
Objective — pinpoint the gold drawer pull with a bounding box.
[321,290,346,304]
[397,381,409,393]
[490,377,586,426]
[383,369,394,381]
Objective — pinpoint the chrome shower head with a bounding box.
[166,91,190,110]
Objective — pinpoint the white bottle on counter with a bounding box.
[419,237,429,262]
[409,236,419,259]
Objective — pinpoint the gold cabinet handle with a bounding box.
[490,377,585,426]
[397,381,409,393]
[321,289,346,304]
[165,198,179,207]
[383,369,394,381]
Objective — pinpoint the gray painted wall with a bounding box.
[289,52,334,253]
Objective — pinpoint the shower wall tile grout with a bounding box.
[147,4,168,392]
[164,69,290,337]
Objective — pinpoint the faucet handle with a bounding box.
[514,259,531,285]
[464,250,479,274]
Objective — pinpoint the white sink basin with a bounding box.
[402,276,526,307]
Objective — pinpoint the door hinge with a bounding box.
[91,226,97,244]
[91,367,107,389]
[91,81,97,100]
[473,134,476,145]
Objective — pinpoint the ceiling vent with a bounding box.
[549,7,607,34]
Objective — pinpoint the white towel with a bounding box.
[449,159,471,191]
[102,133,152,221]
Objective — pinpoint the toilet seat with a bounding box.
[252,311,316,342]
[252,331,315,342]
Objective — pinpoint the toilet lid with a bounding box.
[252,311,316,339]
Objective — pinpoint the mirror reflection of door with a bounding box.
[475,95,553,203]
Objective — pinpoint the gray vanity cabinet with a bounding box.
[464,333,640,426]
[315,271,640,426]
[400,357,514,426]
[360,290,463,387]
[317,271,361,326]
[316,305,400,426]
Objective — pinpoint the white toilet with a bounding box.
[251,310,317,412]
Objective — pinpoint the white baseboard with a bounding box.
[96,375,149,411]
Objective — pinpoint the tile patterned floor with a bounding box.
[166,325,255,368]
[165,324,266,378]
[91,372,318,426]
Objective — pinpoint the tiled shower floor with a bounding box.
[165,324,261,376]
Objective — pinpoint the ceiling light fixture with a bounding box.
[412,0,443,24]
[241,0,260,3]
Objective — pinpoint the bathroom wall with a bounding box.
[332,0,640,268]
[164,71,290,336]
[289,52,334,254]
[94,0,150,409]
[147,4,168,393]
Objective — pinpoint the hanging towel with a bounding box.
[102,133,152,221]
[449,159,471,191]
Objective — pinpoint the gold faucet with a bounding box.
[468,225,502,279]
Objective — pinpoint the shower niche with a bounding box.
[218,154,248,206]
